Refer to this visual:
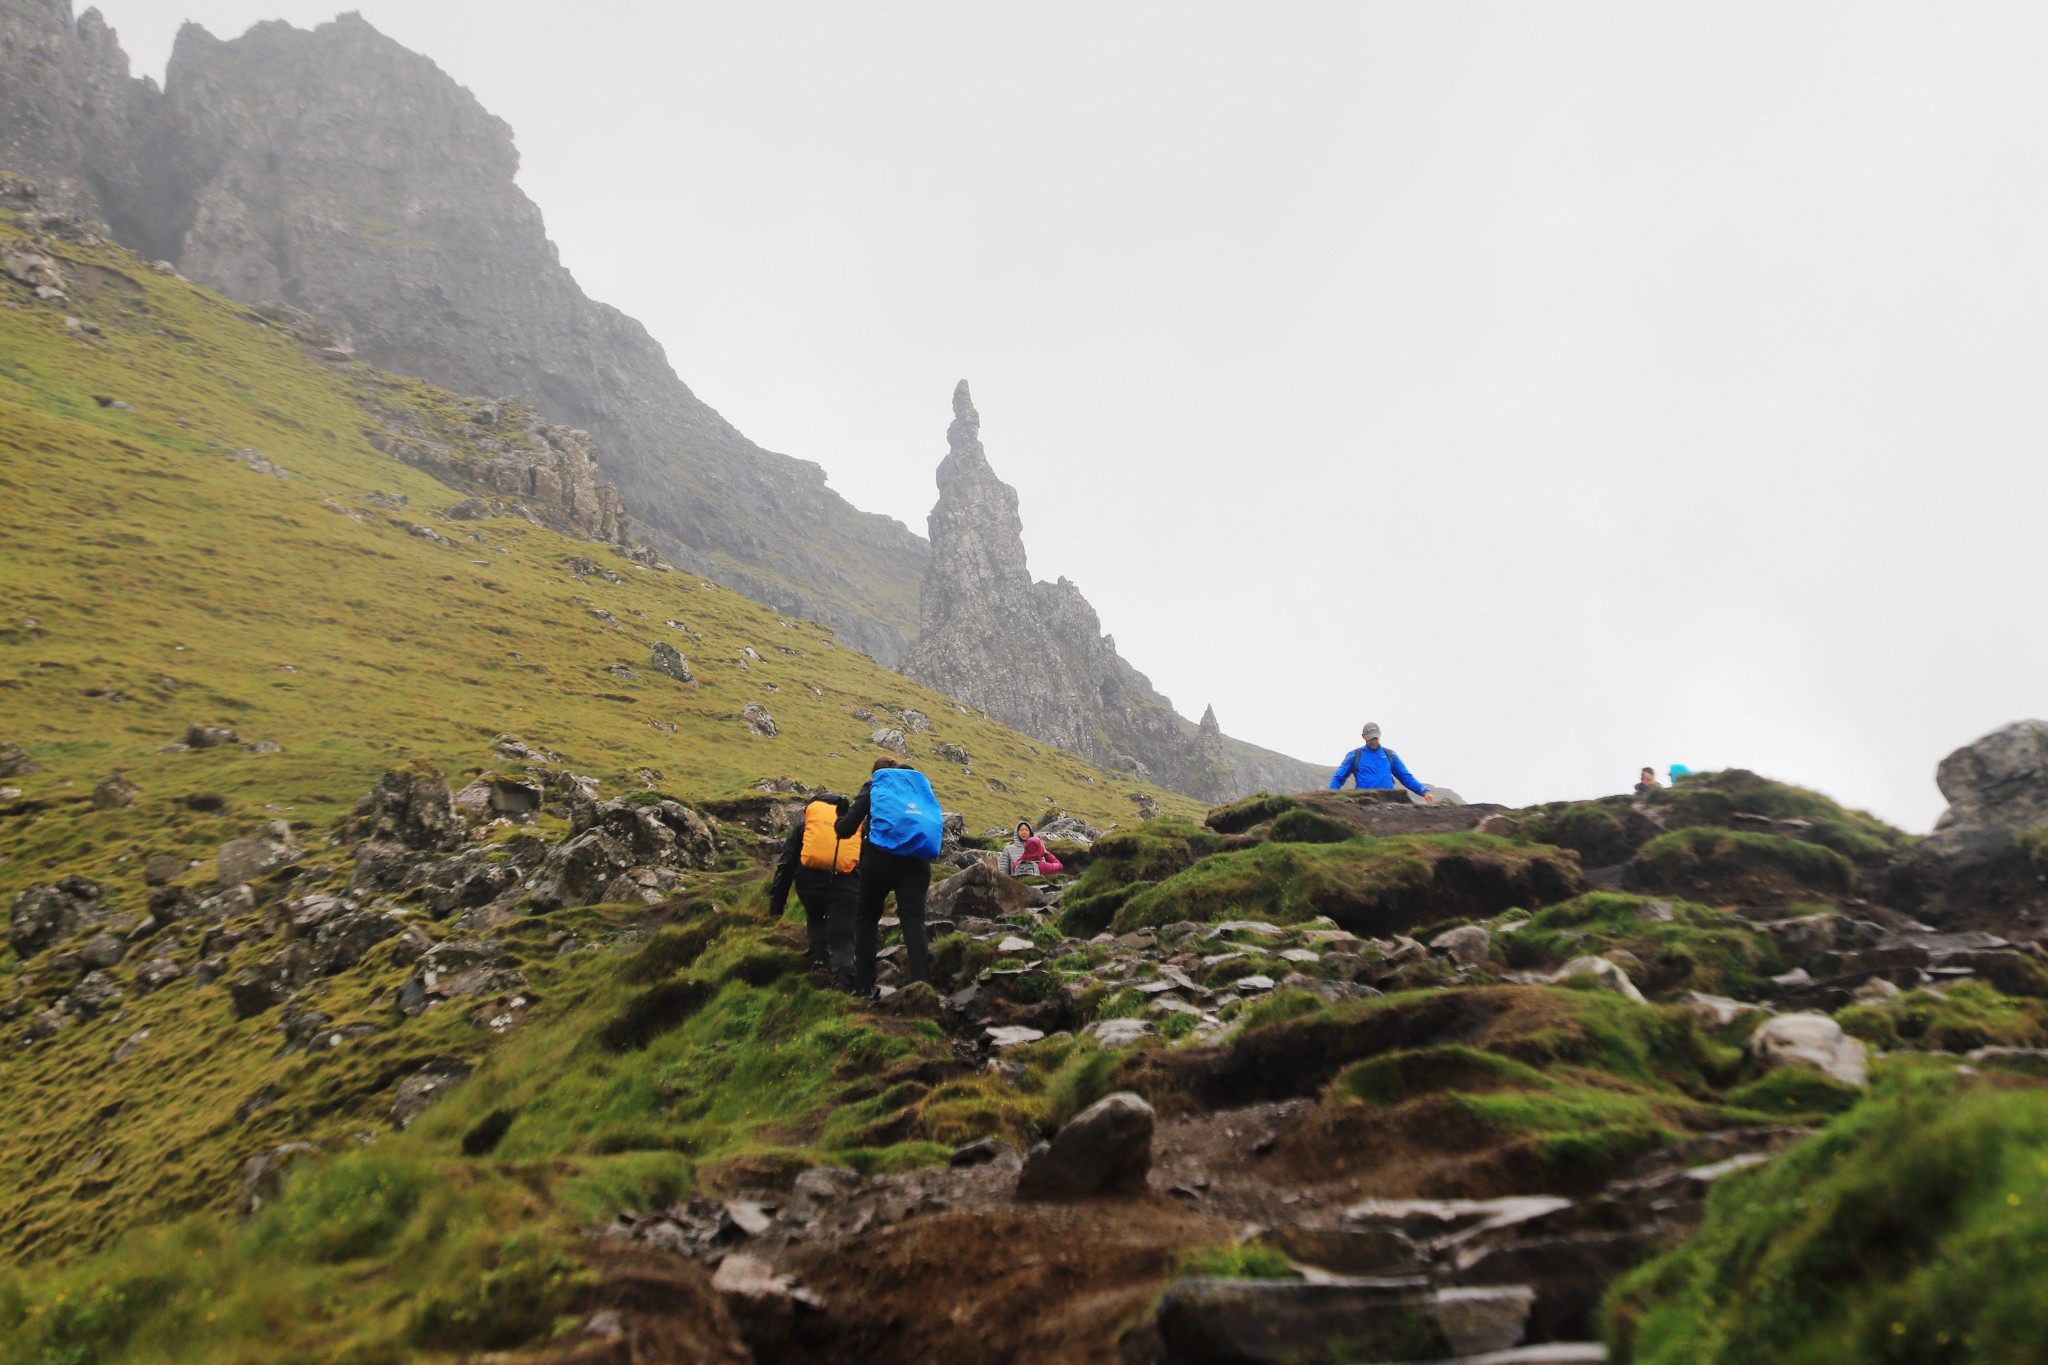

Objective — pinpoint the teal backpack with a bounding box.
[867,768,944,859]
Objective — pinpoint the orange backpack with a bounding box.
[798,799,860,874]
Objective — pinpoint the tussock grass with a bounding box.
[1496,892,1784,999]
[1606,1062,2048,1363]
[1104,833,1579,937]
[1837,980,2048,1054]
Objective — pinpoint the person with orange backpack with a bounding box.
[768,789,862,988]
[836,756,947,997]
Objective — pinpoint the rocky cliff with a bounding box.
[0,1,925,661]
[905,382,1323,801]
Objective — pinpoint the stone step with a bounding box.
[1154,1277,1534,1364]
[1365,1347,1607,1364]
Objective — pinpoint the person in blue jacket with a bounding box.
[1330,722,1434,802]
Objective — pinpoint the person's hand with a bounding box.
[1423,791,1437,804]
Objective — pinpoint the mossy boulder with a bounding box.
[1495,893,1785,999]
[1623,827,1856,905]
[1057,818,1246,934]
[1106,833,1580,938]
[1837,979,2048,1053]
[1516,796,1664,869]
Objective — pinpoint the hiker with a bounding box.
[1668,764,1693,785]
[836,757,946,996]
[1634,766,1659,795]
[1329,722,1434,802]
[1001,820,1063,877]
[767,790,861,989]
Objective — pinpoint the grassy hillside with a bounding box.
[0,207,1194,927]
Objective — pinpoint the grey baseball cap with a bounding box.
[1361,722,1381,740]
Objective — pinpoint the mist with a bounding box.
[108,1,2048,830]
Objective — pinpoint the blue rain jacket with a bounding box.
[1329,744,1427,794]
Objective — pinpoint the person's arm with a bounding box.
[1328,749,1356,790]
[767,821,803,915]
[1388,749,1430,797]
[834,783,871,839]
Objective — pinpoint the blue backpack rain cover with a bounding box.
[867,767,944,859]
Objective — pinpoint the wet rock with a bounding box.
[67,969,123,1018]
[710,1252,821,1350]
[792,1165,863,1205]
[1547,955,1646,1004]
[9,876,105,956]
[184,723,240,749]
[985,1024,1046,1048]
[1451,1229,1664,1341]
[1747,1012,1869,1087]
[343,766,466,852]
[142,854,185,886]
[523,829,632,911]
[1016,1092,1154,1199]
[391,1061,472,1128]
[1681,992,1761,1029]
[1932,719,2048,833]
[1087,1017,1157,1049]
[310,910,404,975]
[1153,1278,1533,1364]
[77,932,127,969]
[227,944,308,1018]
[92,771,138,809]
[217,820,301,885]
[950,1137,1010,1168]
[743,702,778,737]
[1432,925,1492,967]
[1257,1225,1424,1277]
[928,861,1034,920]
[238,1142,317,1217]
[488,777,543,817]
[651,640,693,682]
[133,957,184,994]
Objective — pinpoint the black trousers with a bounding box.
[853,847,933,993]
[794,872,859,988]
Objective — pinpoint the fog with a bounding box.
[109,2,2047,829]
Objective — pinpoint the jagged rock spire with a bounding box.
[907,383,1088,750]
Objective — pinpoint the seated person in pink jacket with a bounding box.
[1001,820,1063,876]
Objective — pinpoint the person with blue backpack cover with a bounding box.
[1329,721,1434,802]
[836,756,946,996]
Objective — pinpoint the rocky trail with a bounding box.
[7,725,2048,1362]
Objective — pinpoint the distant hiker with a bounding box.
[1329,723,1434,802]
[767,791,861,989]
[1001,820,1063,877]
[1634,766,1659,795]
[837,757,946,996]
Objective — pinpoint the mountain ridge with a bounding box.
[0,0,1324,801]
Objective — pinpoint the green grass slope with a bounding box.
[0,208,1195,924]
[1607,1062,2048,1363]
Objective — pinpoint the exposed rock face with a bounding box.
[1,5,924,661]
[1901,720,2048,931]
[356,390,627,544]
[905,382,1322,801]
[1932,720,2048,839]
[0,0,161,246]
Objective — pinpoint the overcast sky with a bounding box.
[106,2,2045,831]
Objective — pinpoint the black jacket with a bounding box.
[769,797,857,915]
[834,781,873,841]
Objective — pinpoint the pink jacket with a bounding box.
[1019,836,1062,875]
